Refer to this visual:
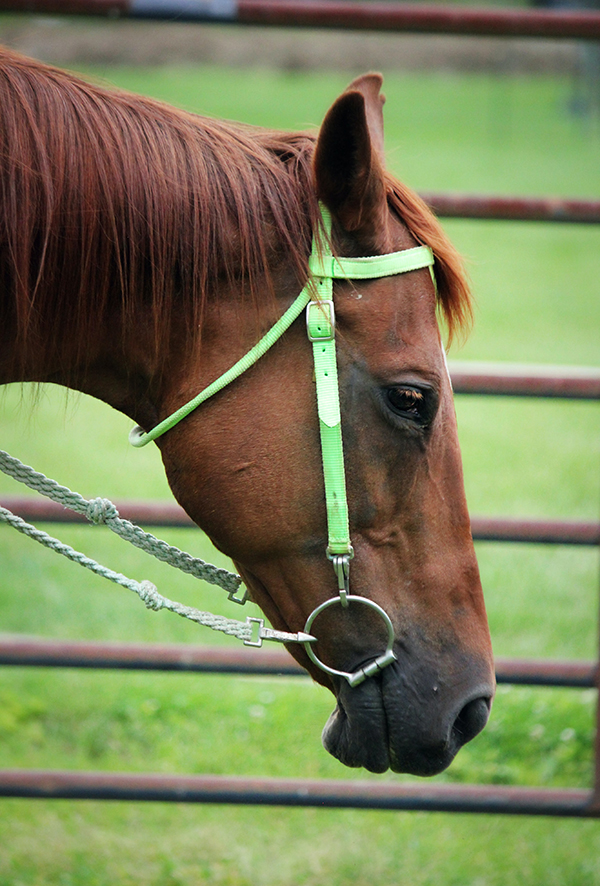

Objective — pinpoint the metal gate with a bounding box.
[0,0,599,816]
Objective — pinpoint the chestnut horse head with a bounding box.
[0,50,494,775]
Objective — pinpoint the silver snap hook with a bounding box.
[329,553,352,607]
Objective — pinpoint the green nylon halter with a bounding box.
[129,204,434,586]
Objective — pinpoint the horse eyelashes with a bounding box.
[383,386,433,427]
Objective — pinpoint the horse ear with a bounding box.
[314,73,387,239]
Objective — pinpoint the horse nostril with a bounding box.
[451,696,492,748]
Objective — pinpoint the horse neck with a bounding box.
[1,256,302,441]
[0,300,159,428]
[0,54,317,423]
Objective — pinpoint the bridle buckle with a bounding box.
[306,299,335,342]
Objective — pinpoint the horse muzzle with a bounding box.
[321,646,495,775]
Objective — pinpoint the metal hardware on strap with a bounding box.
[244,616,317,648]
[306,299,335,342]
[329,552,353,608]
[227,587,249,605]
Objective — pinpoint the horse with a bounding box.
[0,48,494,776]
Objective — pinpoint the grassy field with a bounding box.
[0,60,599,884]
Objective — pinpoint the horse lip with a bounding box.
[322,668,495,776]
[321,674,391,774]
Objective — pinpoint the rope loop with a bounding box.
[86,497,119,524]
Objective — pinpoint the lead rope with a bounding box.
[0,450,315,647]
[0,450,244,598]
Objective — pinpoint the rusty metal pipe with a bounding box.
[422,194,600,225]
[0,636,597,687]
[2,497,598,546]
[450,363,600,400]
[0,769,596,815]
[1,0,600,40]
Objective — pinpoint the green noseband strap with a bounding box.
[129,204,435,578]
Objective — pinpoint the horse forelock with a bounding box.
[0,49,319,378]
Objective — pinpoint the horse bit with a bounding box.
[130,203,435,688]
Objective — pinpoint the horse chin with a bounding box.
[322,664,493,776]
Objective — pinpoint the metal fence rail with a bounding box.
[1,0,600,40]
[1,497,598,545]
[0,636,597,688]
[0,769,597,816]
[422,195,600,226]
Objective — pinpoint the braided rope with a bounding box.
[0,450,315,646]
[0,504,254,640]
[0,450,242,596]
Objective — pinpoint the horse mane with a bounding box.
[0,48,470,381]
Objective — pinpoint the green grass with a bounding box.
[1,63,599,884]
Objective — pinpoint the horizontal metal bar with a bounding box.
[5,364,596,412]
[495,658,598,688]
[1,497,597,546]
[0,769,596,815]
[0,637,597,687]
[237,1,600,40]
[449,362,600,400]
[0,497,196,527]
[1,0,600,40]
[0,636,305,675]
[422,194,600,225]
[471,517,600,547]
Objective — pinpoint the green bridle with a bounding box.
[130,204,435,687]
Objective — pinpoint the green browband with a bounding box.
[129,205,434,566]
[308,245,434,280]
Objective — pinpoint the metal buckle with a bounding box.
[306,300,335,342]
[244,616,265,647]
[227,585,249,605]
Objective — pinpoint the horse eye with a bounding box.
[384,386,428,423]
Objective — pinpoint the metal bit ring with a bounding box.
[302,595,397,687]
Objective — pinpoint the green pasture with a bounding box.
[1,61,600,884]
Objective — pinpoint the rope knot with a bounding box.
[86,497,119,524]
[138,580,163,611]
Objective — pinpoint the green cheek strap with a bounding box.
[305,207,353,601]
[128,285,313,449]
